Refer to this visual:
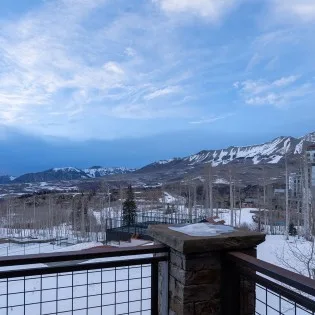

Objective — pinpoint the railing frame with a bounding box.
[0,244,169,315]
[223,251,315,315]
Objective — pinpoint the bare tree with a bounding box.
[285,147,289,240]
[276,237,315,279]
[208,164,214,217]
[229,168,234,226]
[303,152,311,239]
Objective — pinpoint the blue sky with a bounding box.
[1,0,315,174]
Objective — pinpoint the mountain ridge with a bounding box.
[1,132,315,185]
[0,166,136,184]
[139,132,315,172]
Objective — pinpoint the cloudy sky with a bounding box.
[1,0,315,174]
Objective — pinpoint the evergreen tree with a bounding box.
[165,204,171,214]
[289,222,297,236]
[122,185,137,226]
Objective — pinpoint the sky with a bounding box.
[1,0,315,175]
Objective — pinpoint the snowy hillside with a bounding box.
[0,175,15,184]
[84,166,136,178]
[142,132,315,171]
[2,131,315,185]
[13,167,90,183]
[10,166,136,183]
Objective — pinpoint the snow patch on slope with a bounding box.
[269,155,283,164]
[53,167,81,172]
[183,136,296,166]
[84,167,134,178]
[156,159,175,165]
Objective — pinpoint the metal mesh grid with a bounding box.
[240,274,315,315]
[0,264,153,315]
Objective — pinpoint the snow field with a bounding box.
[217,207,257,227]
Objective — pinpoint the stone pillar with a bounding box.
[149,225,265,315]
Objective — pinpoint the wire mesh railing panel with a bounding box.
[225,252,315,315]
[0,245,168,315]
[240,273,315,315]
[0,265,153,315]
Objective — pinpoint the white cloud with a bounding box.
[245,53,262,72]
[235,75,298,95]
[190,113,233,124]
[0,0,117,125]
[144,86,181,101]
[0,0,195,139]
[269,0,315,23]
[273,76,299,87]
[234,75,312,107]
[103,62,125,75]
[246,93,281,106]
[4,0,313,141]
[124,47,137,57]
[155,0,243,22]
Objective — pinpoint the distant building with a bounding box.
[307,145,315,187]
[289,172,302,198]
[289,146,315,197]
[243,198,258,207]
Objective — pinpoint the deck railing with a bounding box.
[0,245,168,315]
[224,252,315,315]
[1,241,315,314]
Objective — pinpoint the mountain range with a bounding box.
[1,132,315,185]
[0,166,135,184]
[139,132,315,171]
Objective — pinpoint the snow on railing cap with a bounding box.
[169,223,234,237]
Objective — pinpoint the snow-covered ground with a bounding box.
[258,235,315,279]
[256,235,315,314]
[159,192,185,205]
[217,207,257,227]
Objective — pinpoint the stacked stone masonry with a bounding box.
[149,224,265,315]
[169,249,221,315]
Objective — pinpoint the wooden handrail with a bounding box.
[226,251,315,296]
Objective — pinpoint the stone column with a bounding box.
[149,225,265,315]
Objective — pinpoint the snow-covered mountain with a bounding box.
[139,132,315,173]
[13,167,90,183]
[0,175,15,185]
[11,166,135,183]
[2,132,315,185]
[84,166,136,178]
